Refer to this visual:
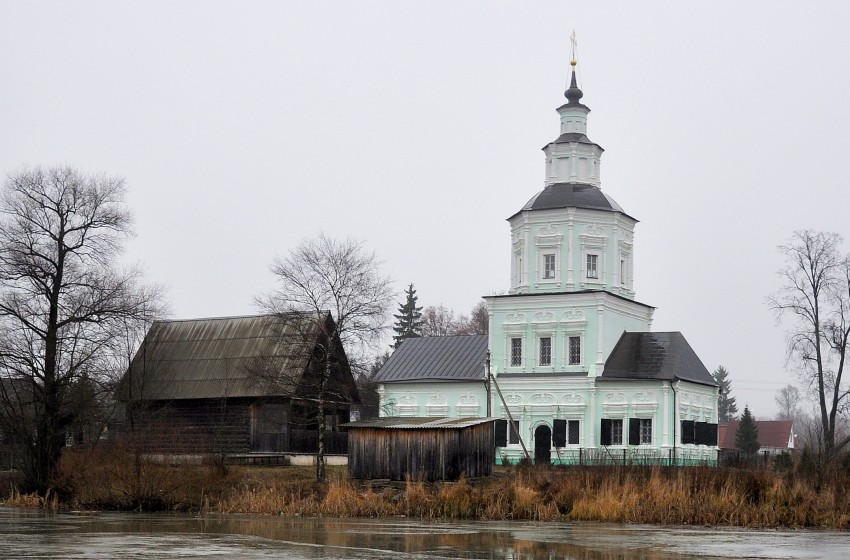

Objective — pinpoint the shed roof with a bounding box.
[375,335,488,383]
[116,313,330,401]
[344,417,495,429]
[718,420,794,450]
[601,332,716,387]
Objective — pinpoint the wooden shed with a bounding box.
[114,313,358,456]
[345,417,495,481]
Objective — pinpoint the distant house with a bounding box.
[115,313,358,456]
[719,420,795,455]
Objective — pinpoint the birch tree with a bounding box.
[258,233,392,480]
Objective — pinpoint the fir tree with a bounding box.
[392,283,423,348]
[712,365,739,422]
[736,406,760,454]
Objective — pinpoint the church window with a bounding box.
[568,420,580,445]
[586,254,598,279]
[620,259,626,285]
[510,338,522,366]
[601,418,623,445]
[568,336,581,365]
[543,254,556,279]
[508,420,520,445]
[539,337,552,366]
[640,419,653,445]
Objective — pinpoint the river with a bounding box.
[0,507,846,559]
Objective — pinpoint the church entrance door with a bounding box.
[534,424,552,464]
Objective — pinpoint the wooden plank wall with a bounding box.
[348,423,494,481]
[129,399,251,454]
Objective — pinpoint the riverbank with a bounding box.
[3,447,849,529]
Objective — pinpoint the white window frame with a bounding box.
[509,337,523,367]
[538,336,552,367]
[639,418,653,445]
[542,253,556,280]
[563,332,584,368]
[585,253,599,280]
[610,418,623,446]
[567,419,580,446]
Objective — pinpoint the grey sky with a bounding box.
[2,1,849,419]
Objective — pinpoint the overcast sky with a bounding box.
[2,1,849,419]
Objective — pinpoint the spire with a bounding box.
[564,59,584,104]
[565,31,583,104]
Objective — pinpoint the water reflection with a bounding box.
[0,507,846,559]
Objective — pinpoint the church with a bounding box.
[376,56,719,465]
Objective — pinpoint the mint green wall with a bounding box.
[378,382,487,418]
[508,207,637,300]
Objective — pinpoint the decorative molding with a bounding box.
[428,392,447,406]
[561,393,585,404]
[560,309,586,323]
[505,392,523,405]
[396,392,419,416]
[531,392,556,404]
[633,390,656,403]
[532,311,556,324]
[456,393,480,416]
[537,223,560,237]
[504,312,527,325]
[604,392,627,403]
[583,223,606,237]
[426,391,448,416]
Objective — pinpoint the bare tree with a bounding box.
[257,233,392,480]
[769,230,850,464]
[420,304,456,337]
[0,166,161,493]
[775,384,801,422]
[452,301,489,336]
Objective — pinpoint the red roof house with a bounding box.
[718,420,795,455]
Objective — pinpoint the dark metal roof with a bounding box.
[509,182,634,221]
[344,417,495,430]
[544,132,603,150]
[375,335,488,383]
[601,332,717,387]
[484,289,655,311]
[116,313,329,401]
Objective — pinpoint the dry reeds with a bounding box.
[8,446,849,529]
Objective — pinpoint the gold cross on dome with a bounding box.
[570,30,577,62]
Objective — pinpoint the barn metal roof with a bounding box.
[344,417,496,429]
[375,335,488,383]
[601,332,717,387]
[115,313,327,401]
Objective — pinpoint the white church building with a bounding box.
[376,58,719,465]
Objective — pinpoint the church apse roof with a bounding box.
[376,335,487,383]
[510,182,634,221]
[601,332,716,387]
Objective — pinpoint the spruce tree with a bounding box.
[392,283,423,348]
[736,406,760,454]
[712,365,739,422]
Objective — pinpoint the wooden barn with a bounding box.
[345,417,495,481]
[114,313,358,456]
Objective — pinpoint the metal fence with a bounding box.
[506,447,720,466]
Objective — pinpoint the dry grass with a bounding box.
[5,447,850,529]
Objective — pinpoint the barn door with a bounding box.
[534,424,552,464]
